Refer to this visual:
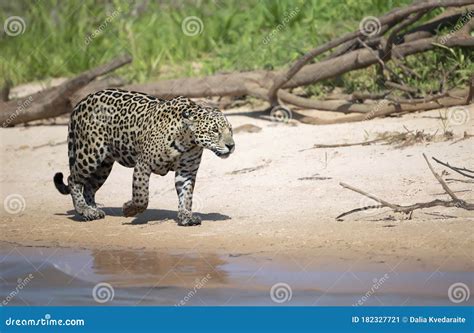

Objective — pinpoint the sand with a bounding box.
[1,104,473,272]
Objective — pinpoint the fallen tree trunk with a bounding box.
[124,35,473,101]
[70,76,125,106]
[296,88,468,125]
[0,54,132,127]
[401,6,474,42]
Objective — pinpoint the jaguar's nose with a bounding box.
[226,143,235,153]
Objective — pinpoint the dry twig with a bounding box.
[305,138,384,149]
[31,140,67,150]
[450,131,474,145]
[302,128,452,150]
[336,153,474,220]
[432,156,474,179]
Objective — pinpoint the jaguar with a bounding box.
[54,89,234,226]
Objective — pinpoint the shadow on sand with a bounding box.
[58,207,231,225]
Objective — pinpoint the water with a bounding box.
[1,242,472,306]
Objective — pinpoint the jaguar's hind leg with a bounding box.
[69,147,111,221]
[83,184,97,208]
[70,180,105,221]
[83,157,115,208]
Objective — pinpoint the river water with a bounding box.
[1,242,472,306]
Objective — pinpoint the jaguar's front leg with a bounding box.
[123,162,151,217]
[175,158,202,227]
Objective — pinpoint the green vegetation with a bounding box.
[1,0,472,96]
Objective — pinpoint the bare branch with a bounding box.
[385,91,451,104]
[337,154,474,220]
[267,0,474,105]
[432,156,474,179]
[384,81,418,94]
[340,182,399,209]
[422,153,459,201]
[306,138,384,149]
[384,10,430,57]
[468,74,474,103]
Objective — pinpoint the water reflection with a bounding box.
[90,249,229,287]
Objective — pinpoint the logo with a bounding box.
[92,282,115,303]
[270,282,292,303]
[181,16,204,36]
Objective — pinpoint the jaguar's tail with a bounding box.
[54,172,70,195]
[55,107,77,196]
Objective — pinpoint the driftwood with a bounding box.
[401,6,474,41]
[266,0,474,105]
[297,88,468,125]
[327,6,473,60]
[124,35,473,102]
[336,154,474,220]
[70,76,125,107]
[0,54,132,127]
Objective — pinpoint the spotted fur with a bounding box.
[54,89,234,226]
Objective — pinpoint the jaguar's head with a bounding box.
[179,97,235,159]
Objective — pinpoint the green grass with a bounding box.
[0,0,472,96]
